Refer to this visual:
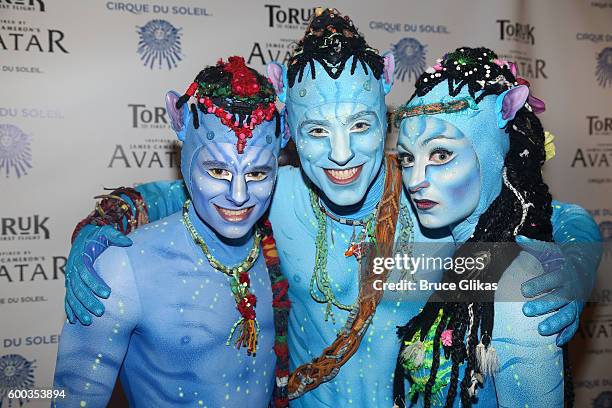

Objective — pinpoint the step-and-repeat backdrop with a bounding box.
[1,0,611,406]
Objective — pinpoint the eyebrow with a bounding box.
[301,119,330,128]
[202,160,230,169]
[420,134,455,147]
[396,142,411,153]
[248,165,274,173]
[346,110,376,122]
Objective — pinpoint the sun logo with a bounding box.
[596,47,612,88]
[136,19,183,70]
[0,354,36,407]
[390,37,427,82]
[0,124,32,179]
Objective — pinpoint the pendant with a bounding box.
[344,241,364,261]
[345,226,367,261]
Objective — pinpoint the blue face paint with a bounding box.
[285,57,387,206]
[398,116,480,229]
[178,102,282,239]
[190,142,277,239]
[397,82,510,239]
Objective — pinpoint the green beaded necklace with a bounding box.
[182,200,263,355]
[308,188,415,322]
[308,188,377,321]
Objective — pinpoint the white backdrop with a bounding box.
[1,1,611,407]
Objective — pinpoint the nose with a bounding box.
[328,131,354,166]
[226,175,249,206]
[407,162,430,193]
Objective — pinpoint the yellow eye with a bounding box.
[400,153,415,168]
[245,171,268,182]
[350,121,371,133]
[430,149,454,165]
[308,127,329,137]
[207,168,232,181]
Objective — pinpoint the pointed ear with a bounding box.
[280,107,290,148]
[267,62,287,103]
[165,90,188,141]
[496,85,529,128]
[382,52,395,95]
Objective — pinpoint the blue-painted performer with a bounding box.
[392,47,602,407]
[58,9,601,407]
[52,57,291,408]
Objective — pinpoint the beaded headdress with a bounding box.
[394,47,545,127]
[175,56,279,153]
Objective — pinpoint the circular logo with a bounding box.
[593,391,612,408]
[0,124,32,179]
[0,354,36,405]
[391,37,427,82]
[596,47,612,88]
[137,19,183,70]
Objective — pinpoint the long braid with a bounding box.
[460,303,482,406]
[424,312,448,408]
[260,219,291,408]
[444,304,468,408]
[394,46,556,407]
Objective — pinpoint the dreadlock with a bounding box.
[392,47,570,408]
[286,7,384,88]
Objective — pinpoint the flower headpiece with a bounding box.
[176,56,278,153]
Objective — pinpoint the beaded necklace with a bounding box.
[309,188,376,321]
[308,187,415,322]
[182,200,262,355]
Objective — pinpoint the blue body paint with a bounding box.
[53,81,284,407]
[61,38,602,407]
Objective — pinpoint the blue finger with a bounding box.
[521,271,565,298]
[66,289,92,326]
[556,319,579,346]
[64,299,76,324]
[70,270,105,316]
[538,306,575,336]
[523,297,568,317]
[100,225,132,247]
[81,254,111,299]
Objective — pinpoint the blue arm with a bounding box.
[135,180,188,222]
[65,180,187,325]
[493,252,564,408]
[518,200,603,345]
[53,247,141,407]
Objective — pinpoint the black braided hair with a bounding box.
[286,8,384,88]
[392,47,562,408]
[445,303,468,408]
[423,312,448,408]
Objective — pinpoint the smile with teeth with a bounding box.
[324,165,363,185]
[214,205,254,222]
